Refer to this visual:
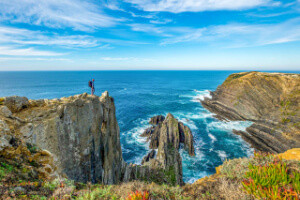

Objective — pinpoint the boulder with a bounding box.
[0,106,12,118]
[3,96,29,112]
[0,134,12,151]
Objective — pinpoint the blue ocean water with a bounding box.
[1,70,294,183]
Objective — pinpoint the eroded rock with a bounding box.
[0,106,12,118]
[3,96,29,112]
[201,72,300,153]
[141,114,195,156]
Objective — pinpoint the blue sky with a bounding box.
[0,0,300,70]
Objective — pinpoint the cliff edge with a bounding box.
[201,71,300,153]
[0,92,184,186]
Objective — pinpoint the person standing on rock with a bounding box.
[89,79,95,95]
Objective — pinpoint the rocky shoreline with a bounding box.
[0,92,192,186]
[201,71,300,153]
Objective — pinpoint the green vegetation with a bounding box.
[220,151,300,200]
[76,185,118,200]
[243,160,300,199]
[165,166,176,186]
[0,162,14,180]
[1,148,300,199]
[26,143,38,154]
[280,100,295,124]
[0,97,4,105]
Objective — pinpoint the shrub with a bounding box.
[126,191,150,200]
[242,157,300,199]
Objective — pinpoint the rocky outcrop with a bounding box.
[0,92,184,186]
[141,150,156,165]
[149,115,165,125]
[0,92,122,184]
[201,72,300,153]
[141,114,195,156]
[0,124,56,180]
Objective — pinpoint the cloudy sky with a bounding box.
[0,0,299,70]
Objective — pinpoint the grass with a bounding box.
[0,162,14,180]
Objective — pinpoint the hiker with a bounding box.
[88,79,95,95]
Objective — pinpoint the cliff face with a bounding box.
[0,92,184,186]
[201,72,300,153]
[1,92,122,184]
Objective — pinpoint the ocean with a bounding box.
[0,70,292,183]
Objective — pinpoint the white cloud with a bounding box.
[0,57,70,61]
[0,26,110,49]
[130,23,165,34]
[102,57,132,61]
[125,0,276,13]
[150,19,173,24]
[101,57,154,61]
[159,17,300,47]
[129,11,155,19]
[0,46,64,56]
[161,29,205,45]
[0,0,120,31]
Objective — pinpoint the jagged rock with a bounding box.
[155,128,184,185]
[0,106,12,118]
[179,122,195,156]
[140,126,155,138]
[149,115,165,125]
[3,96,29,112]
[141,150,156,165]
[201,72,300,153]
[142,113,195,156]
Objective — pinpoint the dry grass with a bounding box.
[216,177,253,200]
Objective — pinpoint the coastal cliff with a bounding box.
[201,71,300,153]
[0,92,184,186]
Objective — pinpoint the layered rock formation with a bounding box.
[141,114,195,156]
[201,71,300,153]
[0,92,184,186]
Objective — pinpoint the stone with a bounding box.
[0,106,12,118]
[3,96,29,112]
[0,134,12,151]
[14,186,26,195]
[141,150,156,164]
